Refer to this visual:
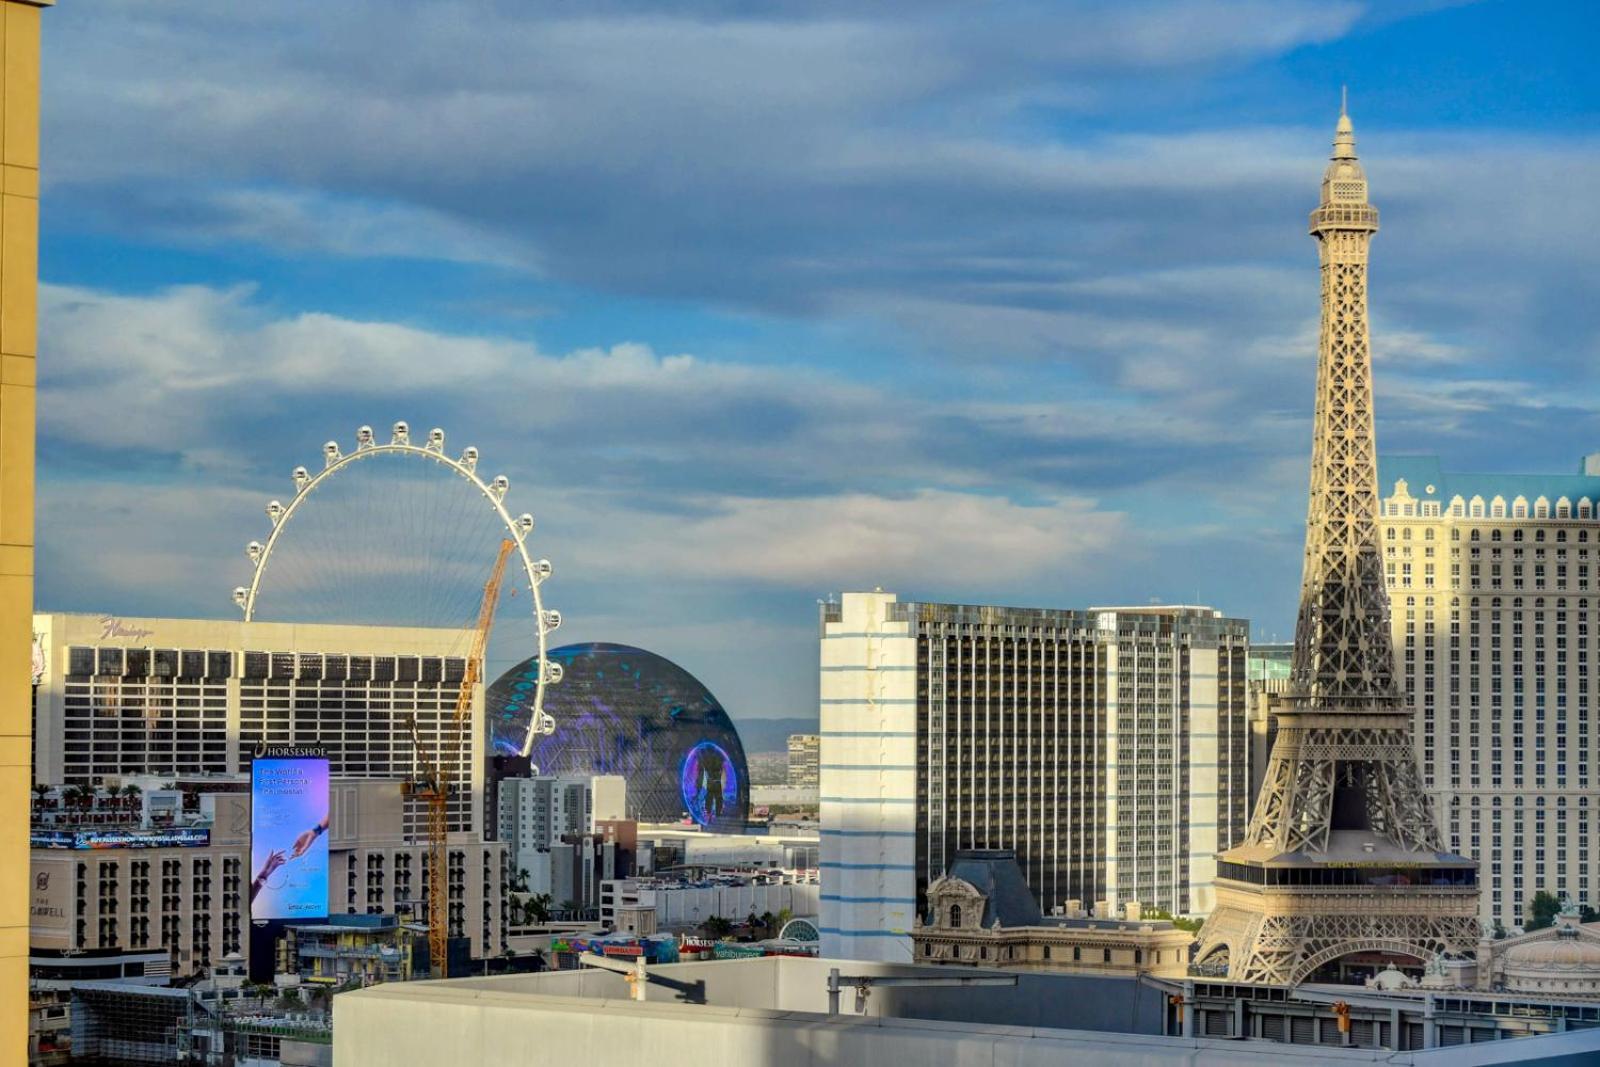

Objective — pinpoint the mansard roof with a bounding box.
[939,850,1042,928]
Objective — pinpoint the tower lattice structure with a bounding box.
[1194,104,1480,986]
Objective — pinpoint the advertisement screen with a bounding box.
[31,827,210,850]
[679,740,738,827]
[250,751,330,921]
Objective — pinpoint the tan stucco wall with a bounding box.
[1,0,50,1055]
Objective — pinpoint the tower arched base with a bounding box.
[1200,898,1480,987]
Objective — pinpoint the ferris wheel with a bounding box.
[232,421,560,753]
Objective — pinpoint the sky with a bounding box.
[34,1,1600,724]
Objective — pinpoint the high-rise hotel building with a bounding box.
[818,590,1249,961]
[32,613,487,837]
[1379,455,1600,933]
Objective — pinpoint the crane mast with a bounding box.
[406,538,515,978]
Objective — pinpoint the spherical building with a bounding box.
[488,643,749,831]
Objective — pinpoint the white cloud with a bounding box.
[563,488,1130,590]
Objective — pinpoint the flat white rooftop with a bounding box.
[335,957,1600,1066]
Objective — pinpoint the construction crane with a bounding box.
[405,537,516,979]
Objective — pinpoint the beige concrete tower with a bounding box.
[1193,102,1481,986]
[0,0,49,1053]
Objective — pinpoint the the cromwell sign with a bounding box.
[29,857,71,944]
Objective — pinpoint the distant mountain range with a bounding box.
[731,716,818,753]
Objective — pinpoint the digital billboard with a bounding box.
[680,740,738,827]
[31,827,210,850]
[250,746,330,921]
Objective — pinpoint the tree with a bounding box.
[1142,906,1204,935]
[120,784,142,813]
[776,907,793,931]
[275,988,304,1011]
[1527,890,1564,932]
[509,868,530,894]
[701,916,734,940]
[528,894,552,924]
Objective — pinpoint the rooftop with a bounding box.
[334,957,1600,1066]
[940,850,1041,927]
[1380,455,1600,509]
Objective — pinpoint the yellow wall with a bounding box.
[1,0,49,1057]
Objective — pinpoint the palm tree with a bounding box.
[32,784,49,813]
[120,784,142,814]
[528,894,552,925]
[701,916,734,941]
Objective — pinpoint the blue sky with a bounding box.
[34,1,1600,723]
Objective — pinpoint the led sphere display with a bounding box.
[679,741,737,826]
[488,643,749,831]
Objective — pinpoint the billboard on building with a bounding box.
[31,826,211,850]
[250,745,330,921]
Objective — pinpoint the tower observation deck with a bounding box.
[1193,103,1481,986]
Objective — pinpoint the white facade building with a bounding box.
[817,590,920,961]
[1380,455,1600,933]
[818,591,1249,962]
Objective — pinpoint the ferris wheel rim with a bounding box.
[234,422,558,757]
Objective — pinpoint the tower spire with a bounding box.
[1333,93,1358,161]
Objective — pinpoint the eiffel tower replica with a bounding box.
[1194,100,1480,986]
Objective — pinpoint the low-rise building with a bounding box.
[1478,911,1600,998]
[70,978,333,1066]
[279,914,426,988]
[30,779,508,980]
[636,823,819,872]
[599,872,820,931]
[913,851,1194,979]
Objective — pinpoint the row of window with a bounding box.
[65,646,468,683]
